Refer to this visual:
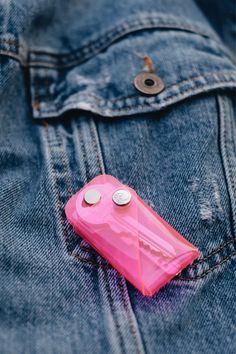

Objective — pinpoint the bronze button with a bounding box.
[133,72,165,95]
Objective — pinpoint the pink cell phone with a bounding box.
[65,174,199,296]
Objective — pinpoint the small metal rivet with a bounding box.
[84,189,101,205]
[112,189,132,206]
[133,72,165,95]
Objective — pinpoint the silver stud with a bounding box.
[84,189,101,205]
[112,189,132,206]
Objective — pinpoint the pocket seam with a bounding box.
[78,238,236,279]
[177,251,236,281]
[73,245,236,282]
[32,70,236,118]
[0,13,227,68]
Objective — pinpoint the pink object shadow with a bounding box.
[65,174,200,296]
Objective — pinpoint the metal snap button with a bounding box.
[112,189,132,206]
[84,189,101,205]
[134,72,165,95]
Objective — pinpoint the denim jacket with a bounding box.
[0,0,236,353]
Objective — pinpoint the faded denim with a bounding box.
[0,0,236,353]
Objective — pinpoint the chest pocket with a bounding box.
[28,13,236,281]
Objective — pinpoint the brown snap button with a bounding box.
[133,72,165,95]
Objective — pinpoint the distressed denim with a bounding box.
[0,0,236,353]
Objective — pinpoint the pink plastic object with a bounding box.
[65,175,199,296]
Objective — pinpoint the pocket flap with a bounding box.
[29,14,236,119]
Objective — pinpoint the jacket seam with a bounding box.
[1,13,233,70]
[80,238,236,269]
[0,13,222,66]
[88,118,106,175]
[27,19,220,69]
[74,247,236,281]
[177,251,236,281]
[45,123,80,255]
[118,275,145,354]
[75,238,236,269]
[103,267,127,353]
[74,120,144,353]
[218,95,236,237]
[184,238,236,269]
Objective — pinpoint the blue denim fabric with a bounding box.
[0,0,236,353]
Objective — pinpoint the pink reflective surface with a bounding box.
[65,175,200,296]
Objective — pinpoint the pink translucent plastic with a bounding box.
[65,175,200,296]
